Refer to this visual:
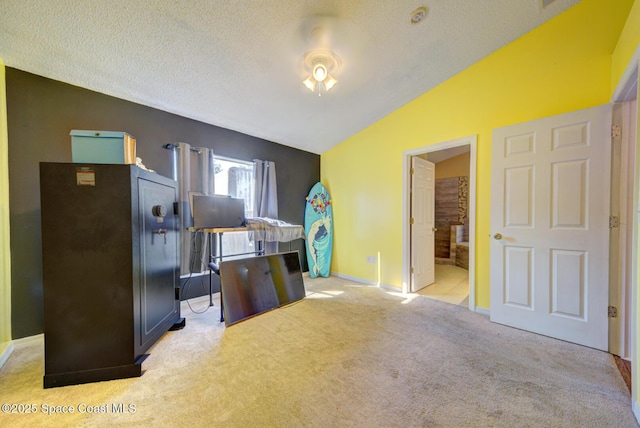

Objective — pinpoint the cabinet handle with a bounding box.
[153,228,168,244]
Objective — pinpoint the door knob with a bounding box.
[493,233,503,240]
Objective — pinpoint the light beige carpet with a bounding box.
[0,275,637,427]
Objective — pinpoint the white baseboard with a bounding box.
[0,342,14,370]
[378,282,400,292]
[633,399,640,425]
[330,272,399,291]
[330,272,372,285]
[475,307,490,316]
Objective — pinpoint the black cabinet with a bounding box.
[40,163,184,388]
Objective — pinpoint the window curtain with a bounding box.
[253,159,278,254]
[175,142,215,274]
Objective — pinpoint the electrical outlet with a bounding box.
[367,255,377,264]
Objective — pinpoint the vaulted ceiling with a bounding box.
[0,0,580,154]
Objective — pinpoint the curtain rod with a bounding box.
[163,144,273,164]
[162,143,202,153]
[253,159,274,166]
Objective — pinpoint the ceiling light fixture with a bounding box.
[313,63,328,81]
[409,6,428,24]
[302,49,341,96]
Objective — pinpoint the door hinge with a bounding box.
[410,267,414,274]
[410,218,415,225]
[611,124,621,138]
[410,167,415,175]
[608,306,618,318]
[609,215,620,229]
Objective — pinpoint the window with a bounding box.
[213,156,255,259]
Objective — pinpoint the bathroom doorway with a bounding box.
[402,136,477,310]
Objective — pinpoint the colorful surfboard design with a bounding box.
[304,182,333,278]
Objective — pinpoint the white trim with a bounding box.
[474,307,490,317]
[0,342,13,369]
[627,98,640,412]
[402,135,478,312]
[330,272,398,291]
[612,43,640,103]
[617,100,636,359]
[611,51,639,406]
[331,272,371,285]
[377,282,399,292]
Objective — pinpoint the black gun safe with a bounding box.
[40,162,185,388]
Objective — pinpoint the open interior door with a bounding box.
[411,157,435,292]
[490,104,611,350]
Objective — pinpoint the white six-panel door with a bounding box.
[411,157,435,292]
[490,104,611,350]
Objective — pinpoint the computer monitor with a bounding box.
[192,195,245,229]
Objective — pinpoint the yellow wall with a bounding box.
[434,152,470,180]
[321,0,633,309]
[0,56,11,353]
[612,0,640,92]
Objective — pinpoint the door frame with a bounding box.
[611,56,639,405]
[610,98,637,359]
[402,135,477,311]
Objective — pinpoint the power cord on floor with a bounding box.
[181,230,214,314]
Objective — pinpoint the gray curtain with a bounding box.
[253,159,278,254]
[175,142,215,274]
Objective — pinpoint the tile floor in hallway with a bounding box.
[416,264,469,307]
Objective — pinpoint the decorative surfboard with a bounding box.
[304,182,333,278]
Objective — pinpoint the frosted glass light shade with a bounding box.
[303,76,316,91]
[324,75,337,91]
[312,63,327,82]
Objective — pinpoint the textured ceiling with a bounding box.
[0,0,580,154]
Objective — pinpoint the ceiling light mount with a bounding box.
[409,6,428,25]
[302,49,341,96]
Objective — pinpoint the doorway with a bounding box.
[402,135,477,311]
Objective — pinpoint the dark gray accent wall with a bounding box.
[6,68,320,339]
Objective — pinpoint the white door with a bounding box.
[490,104,611,351]
[411,157,435,292]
